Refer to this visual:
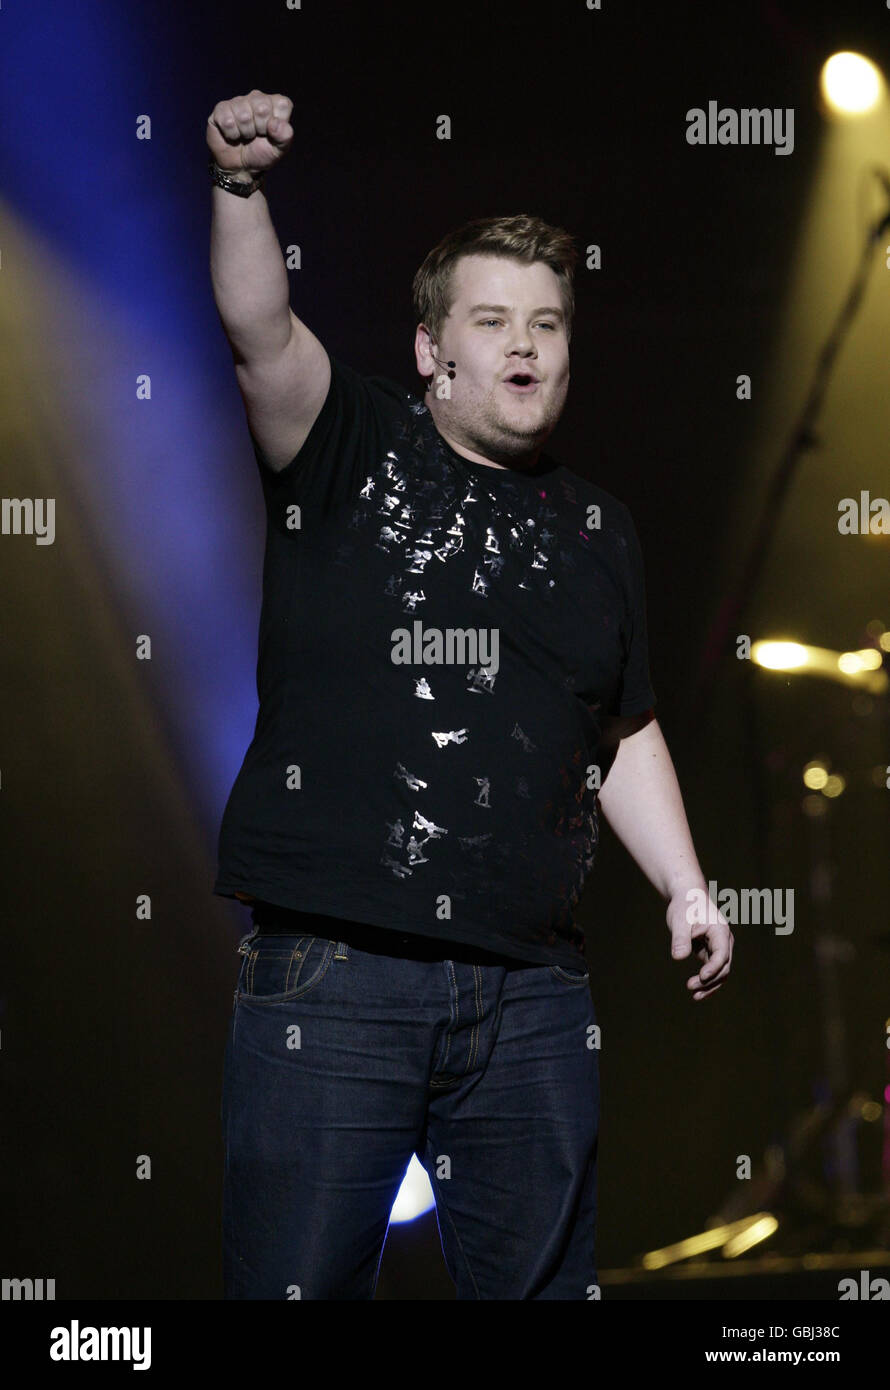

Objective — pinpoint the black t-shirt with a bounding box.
[213,356,657,967]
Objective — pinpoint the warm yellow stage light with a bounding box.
[837,648,881,673]
[820,52,883,115]
[752,641,809,670]
[723,1214,779,1259]
[641,1214,779,1270]
[751,640,888,692]
[803,763,829,790]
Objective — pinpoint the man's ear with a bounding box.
[415,323,434,375]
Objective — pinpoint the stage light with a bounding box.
[837,648,883,674]
[803,761,829,790]
[641,1213,778,1269]
[752,640,888,692]
[752,641,809,670]
[820,52,884,116]
[723,1214,779,1259]
[388,1153,436,1224]
[839,647,878,675]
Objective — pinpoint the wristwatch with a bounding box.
[208,159,266,197]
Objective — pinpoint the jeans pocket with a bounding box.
[549,962,590,986]
[237,934,335,1003]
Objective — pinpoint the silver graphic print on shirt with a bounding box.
[350,406,597,924]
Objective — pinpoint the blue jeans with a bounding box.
[221,909,600,1300]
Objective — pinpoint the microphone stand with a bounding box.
[687,193,890,730]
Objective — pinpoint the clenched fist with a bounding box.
[207,90,294,176]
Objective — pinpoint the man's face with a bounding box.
[414,254,570,468]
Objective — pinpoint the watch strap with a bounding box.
[208,160,266,197]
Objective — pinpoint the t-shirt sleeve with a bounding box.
[248,354,408,509]
[612,504,657,716]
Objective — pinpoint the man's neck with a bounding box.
[428,412,541,474]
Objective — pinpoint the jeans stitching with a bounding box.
[438,960,457,1074]
[467,965,483,1073]
[284,944,298,993]
[549,964,590,986]
[283,936,313,992]
[238,940,335,1004]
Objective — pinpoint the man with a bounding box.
[208,90,733,1301]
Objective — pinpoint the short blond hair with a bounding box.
[412,213,579,348]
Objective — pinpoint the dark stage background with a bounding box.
[1,0,888,1300]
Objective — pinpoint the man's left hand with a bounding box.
[666,883,734,1002]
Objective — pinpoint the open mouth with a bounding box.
[503,374,539,393]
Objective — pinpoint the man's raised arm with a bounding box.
[208,89,330,473]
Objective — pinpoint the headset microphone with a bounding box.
[430,351,456,379]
